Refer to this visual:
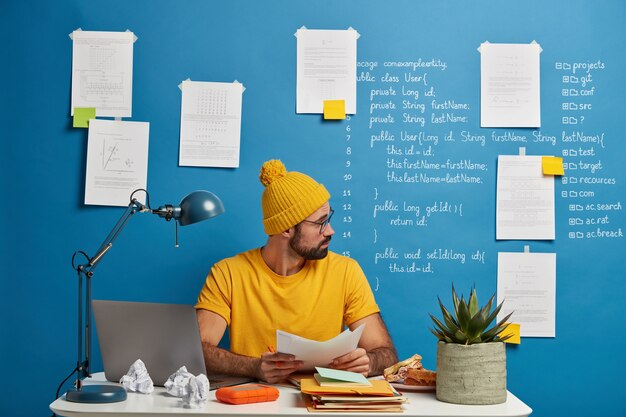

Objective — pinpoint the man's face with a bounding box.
[288,202,334,260]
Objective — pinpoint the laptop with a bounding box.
[93,300,255,389]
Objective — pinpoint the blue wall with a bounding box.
[1,1,625,416]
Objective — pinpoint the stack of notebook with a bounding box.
[299,368,406,412]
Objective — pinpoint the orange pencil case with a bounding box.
[215,383,280,405]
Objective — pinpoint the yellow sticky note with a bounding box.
[73,107,96,128]
[502,323,521,344]
[323,100,346,120]
[542,156,564,175]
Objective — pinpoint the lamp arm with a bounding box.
[73,198,145,383]
[86,199,146,274]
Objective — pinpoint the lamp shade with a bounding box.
[176,190,225,226]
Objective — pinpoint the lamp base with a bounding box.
[66,385,127,403]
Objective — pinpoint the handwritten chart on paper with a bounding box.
[179,80,244,168]
[84,119,149,207]
[71,30,135,118]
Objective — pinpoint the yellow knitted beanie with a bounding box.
[260,159,330,235]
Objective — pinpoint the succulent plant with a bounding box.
[430,286,513,345]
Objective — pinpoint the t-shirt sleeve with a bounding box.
[343,258,380,326]
[195,261,233,325]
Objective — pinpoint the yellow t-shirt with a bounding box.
[196,248,380,358]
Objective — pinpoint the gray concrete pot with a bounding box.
[436,341,507,405]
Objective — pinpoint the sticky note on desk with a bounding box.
[323,100,346,120]
[542,156,564,175]
[315,367,371,386]
[502,323,521,344]
[73,107,96,128]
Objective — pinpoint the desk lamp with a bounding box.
[64,189,224,403]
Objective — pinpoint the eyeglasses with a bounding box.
[301,208,334,234]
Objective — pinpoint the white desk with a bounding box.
[50,373,532,417]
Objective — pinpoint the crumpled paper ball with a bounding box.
[119,359,154,394]
[164,366,195,397]
[164,366,210,408]
[182,374,210,408]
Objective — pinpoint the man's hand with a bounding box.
[258,351,304,384]
[329,348,370,376]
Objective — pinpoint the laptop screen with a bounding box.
[93,300,207,386]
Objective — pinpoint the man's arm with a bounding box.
[331,313,398,376]
[356,313,398,375]
[196,309,302,383]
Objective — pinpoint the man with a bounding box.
[196,159,397,383]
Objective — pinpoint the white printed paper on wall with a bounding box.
[179,80,244,168]
[85,119,149,207]
[496,155,555,240]
[479,41,542,127]
[296,27,359,114]
[71,30,135,118]
[497,251,556,337]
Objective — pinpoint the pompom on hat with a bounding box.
[259,159,330,235]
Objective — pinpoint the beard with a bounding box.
[289,224,331,260]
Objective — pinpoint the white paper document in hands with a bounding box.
[276,324,365,371]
